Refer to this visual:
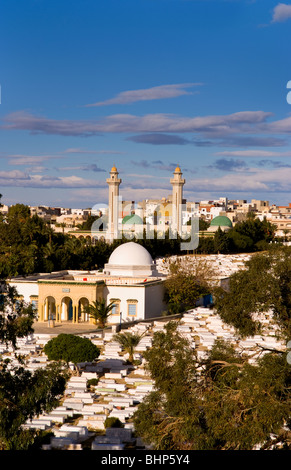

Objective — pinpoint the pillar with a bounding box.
[170,165,185,234]
[56,304,60,323]
[106,165,122,240]
[72,305,77,323]
[40,304,44,322]
[45,298,49,321]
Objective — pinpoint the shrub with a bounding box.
[104,417,123,428]
[87,378,99,387]
[44,333,100,365]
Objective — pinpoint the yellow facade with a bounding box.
[37,279,104,324]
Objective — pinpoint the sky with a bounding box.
[1,0,291,209]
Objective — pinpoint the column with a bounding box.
[56,304,60,323]
[40,303,44,322]
[73,305,77,323]
[106,165,122,240]
[170,165,185,234]
[45,298,49,321]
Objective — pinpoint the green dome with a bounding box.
[122,214,143,225]
[210,215,232,228]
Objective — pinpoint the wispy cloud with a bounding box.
[0,153,59,166]
[215,150,291,158]
[272,3,291,23]
[127,133,192,145]
[2,112,102,137]
[1,110,273,139]
[257,159,291,168]
[84,83,203,107]
[131,159,178,172]
[61,148,126,155]
[208,158,248,172]
[0,171,107,189]
[186,167,291,194]
[1,165,291,199]
[59,164,106,172]
[130,159,196,174]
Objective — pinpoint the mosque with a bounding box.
[71,164,188,244]
[8,165,231,326]
[8,165,188,325]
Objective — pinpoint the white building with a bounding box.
[8,242,167,325]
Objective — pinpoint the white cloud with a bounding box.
[0,170,30,180]
[0,172,107,189]
[0,153,59,166]
[61,148,125,155]
[186,167,291,193]
[1,110,273,138]
[85,83,202,107]
[272,3,291,22]
[215,150,291,158]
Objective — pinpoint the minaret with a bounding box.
[106,165,122,239]
[170,165,185,234]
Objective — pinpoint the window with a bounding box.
[127,299,138,317]
[110,299,120,316]
[30,296,38,311]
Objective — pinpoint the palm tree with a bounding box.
[113,331,145,363]
[84,298,115,329]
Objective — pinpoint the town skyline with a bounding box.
[1,1,291,208]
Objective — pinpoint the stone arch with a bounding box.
[85,235,92,246]
[61,296,73,321]
[78,297,90,322]
[44,296,56,322]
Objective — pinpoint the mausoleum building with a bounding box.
[8,242,166,326]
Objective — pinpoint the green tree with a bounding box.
[44,333,100,367]
[134,248,291,450]
[213,226,231,253]
[187,217,210,231]
[229,216,276,252]
[214,246,291,338]
[83,298,115,329]
[113,331,145,363]
[77,214,100,230]
[0,282,68,450]
[0,362,68,450]
[0,283,36,349]
[133,322,291,450]
[164,257,215,314]
[7,203,31,221]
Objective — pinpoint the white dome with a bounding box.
[104,242,159,277]
[108,242,153,267]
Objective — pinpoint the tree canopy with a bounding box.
[164,256,216,314]
[134,247,291,450]
[0,283,36,349]
[0,362,68,450]
[0,282,68,450]
[44,333,100,365]
[214,246,291,338]
[0,198,281,280]
[133,322,291,450]
[195,216,277,255]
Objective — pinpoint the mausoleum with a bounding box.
[8,242,166,326]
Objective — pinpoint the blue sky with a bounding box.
[1,0,291,208]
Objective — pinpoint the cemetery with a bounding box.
[1,253,287,450]
[5,309,284,450]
